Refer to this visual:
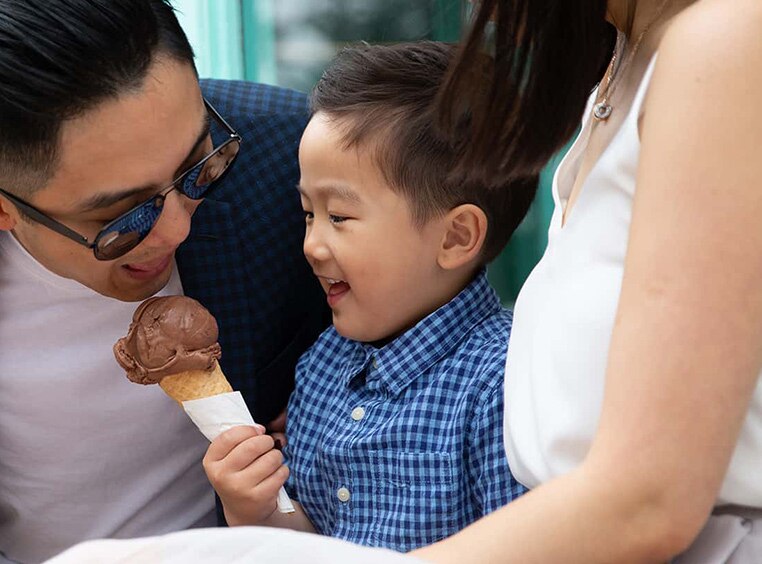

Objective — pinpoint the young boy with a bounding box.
[203,41,536,552]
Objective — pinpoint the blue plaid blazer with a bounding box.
[177,79,330,425]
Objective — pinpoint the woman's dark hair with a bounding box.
[0,0,195,195]
[436,0,616,185]
[311,40,537,264]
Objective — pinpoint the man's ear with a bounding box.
[438,203,488,271]
[0,196,18,231]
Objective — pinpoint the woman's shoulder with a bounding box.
[644,0,761,135]
[659,0,760,72]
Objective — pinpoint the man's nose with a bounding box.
[144,190,198,248]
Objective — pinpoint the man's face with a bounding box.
[2,58,209,301]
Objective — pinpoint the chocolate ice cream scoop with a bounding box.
[113,296,222,385]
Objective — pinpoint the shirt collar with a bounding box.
[339,269,502,396]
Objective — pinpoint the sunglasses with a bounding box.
[0,98,242,261]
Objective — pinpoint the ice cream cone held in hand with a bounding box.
[113,296,232,403]
[113,295,296,514]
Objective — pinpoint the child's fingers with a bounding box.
[204,425,265,464]
[213,453,286,509]
[236,447,284,486]
[204,438,274,490]
[253,463,290,500]
[223,435,276,473]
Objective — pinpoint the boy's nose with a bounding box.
[303,228,331,264]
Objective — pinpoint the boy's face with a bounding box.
[0,58,208,302]
[298,113,452,343]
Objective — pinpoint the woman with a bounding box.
[414,0,762,562]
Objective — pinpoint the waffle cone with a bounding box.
[158,361,232,404]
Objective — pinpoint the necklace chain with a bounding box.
[593,0,671,121]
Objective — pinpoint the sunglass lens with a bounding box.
[94,197,164,260]
[94,231,142,260]
[181,140,240,199]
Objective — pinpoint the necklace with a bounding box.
[593,0,671,121]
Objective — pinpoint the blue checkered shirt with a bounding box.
[284,271,527,551]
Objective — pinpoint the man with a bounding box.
[0,1,327,562]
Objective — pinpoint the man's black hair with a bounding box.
[0,0,195,195]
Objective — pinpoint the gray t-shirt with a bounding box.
[0,232,214,563]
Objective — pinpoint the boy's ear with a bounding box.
[438,203,488,271]
[0,196,18,231]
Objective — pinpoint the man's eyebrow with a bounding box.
[296,183,361,204]
[75,112,212,213]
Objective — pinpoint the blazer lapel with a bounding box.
[175,197,254,391]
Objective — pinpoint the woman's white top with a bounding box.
[47,527,422,564]
[504,56,762,507]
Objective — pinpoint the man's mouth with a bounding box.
[122,254,173,280]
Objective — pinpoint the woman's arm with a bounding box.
[414,2,762,562]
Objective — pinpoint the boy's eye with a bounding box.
[329,214,348,224]
[303,210,314,221]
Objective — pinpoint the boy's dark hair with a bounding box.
[0,0,195,197]
[310,40,537,264]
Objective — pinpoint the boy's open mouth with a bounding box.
[326,278,350,307]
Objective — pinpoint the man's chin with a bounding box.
[104,264,174,302]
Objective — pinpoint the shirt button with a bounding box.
[371,357,378,369]
[337,487,351,503]
[351,407,365,421]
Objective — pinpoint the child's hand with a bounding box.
[203,425,290,526]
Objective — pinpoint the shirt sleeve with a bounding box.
[465,363,528,516]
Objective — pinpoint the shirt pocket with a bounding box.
[369,450,458,551]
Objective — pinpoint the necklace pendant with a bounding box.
[593,102,612,121]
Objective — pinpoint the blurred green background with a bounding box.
[173,0,561,304]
